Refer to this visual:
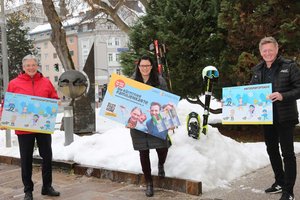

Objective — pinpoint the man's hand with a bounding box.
[268,92,283,102]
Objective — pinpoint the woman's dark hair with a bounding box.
[134,55,160,87]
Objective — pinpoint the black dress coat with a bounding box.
[130,76,172,150]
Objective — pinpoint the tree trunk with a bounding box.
[41,0,75,71]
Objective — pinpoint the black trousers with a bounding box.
[264,123,297,195]
[17,133,53,193]
[139,148,168,183]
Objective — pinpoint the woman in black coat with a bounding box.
[130,55,171,197]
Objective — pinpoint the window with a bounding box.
[43,42,48,48]
[82,40,89,49]
[70,50,74,56]
[116,69,121,75]
[115,38,120,46]
[116,53,120,62]
[44,53,48,60]
[88,23,95,30]
[69,37,74,43]
[108,53,113,62]
[45,65,49,71]
[54,76,58,82]
[82,25,88,32]
[53,53,57,58]
[83,55,88,65]
[107,38,113,46]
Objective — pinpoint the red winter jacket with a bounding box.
[7,72,59,135]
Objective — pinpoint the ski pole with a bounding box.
[202,79,213,135]
[154,40,163,75]
[161,44,173,92]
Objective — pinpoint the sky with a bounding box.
[1,97,300,192]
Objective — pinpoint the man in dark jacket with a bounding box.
[250,37,300,200]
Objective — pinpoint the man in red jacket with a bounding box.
[5,55,60,200]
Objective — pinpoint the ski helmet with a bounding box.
[202,66,219,80]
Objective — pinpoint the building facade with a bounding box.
[29,15,129,99]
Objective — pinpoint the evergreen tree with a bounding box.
[121,0,225,99]
[218,0,300,86]
[6,13,35,80]
[121,0,299,100]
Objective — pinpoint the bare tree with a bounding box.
[41,0,75,71]
[84,0,146,34]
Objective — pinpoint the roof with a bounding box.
[29,16,83,35]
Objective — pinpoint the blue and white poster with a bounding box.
[99,73,181,139]
[0,92,59,134]
[222,83,273,124]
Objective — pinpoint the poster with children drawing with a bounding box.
[0,92,59,134]
[222,83,273,124]
[99,73,181,140]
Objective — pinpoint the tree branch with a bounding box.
[84,0,131,33]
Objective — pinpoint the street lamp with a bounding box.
[0,0,11,147]
[58,70,88,145]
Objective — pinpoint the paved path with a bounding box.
[201,153,300,200]
[1,154,299,200]
[0,164,198,200]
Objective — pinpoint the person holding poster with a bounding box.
[250,37,300,200]
[3,55,60,200]
[129,55,171,197]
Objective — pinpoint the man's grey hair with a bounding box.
[259,36,278,50]
[22,55,39,66]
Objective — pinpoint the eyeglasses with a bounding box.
[139,65,152,68]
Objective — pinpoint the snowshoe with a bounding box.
[186,112,201,139]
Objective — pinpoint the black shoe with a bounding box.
[24,192,33,200]
[158,164,165,177]
[265,183,282,194]
[145,182,154,197]
[41,186,60,196]
[280,192,295,200]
